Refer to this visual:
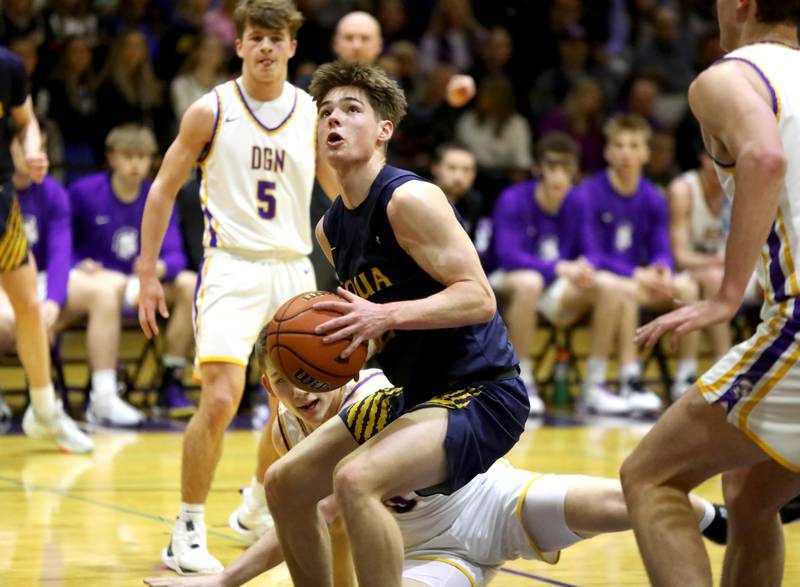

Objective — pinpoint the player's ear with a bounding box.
[378,119,394,144]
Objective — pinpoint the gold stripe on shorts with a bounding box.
[0,198,28,272]
[345,386,402,443]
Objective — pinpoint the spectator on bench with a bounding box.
[65,124,197,426]
[486,132,648,416]
[580,114,700,411]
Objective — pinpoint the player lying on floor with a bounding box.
[145,328,726,587]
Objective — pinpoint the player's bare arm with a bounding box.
[637,61,787,347]
[137,95,215,338]
[11,96,47,183]
[316,180,495,357]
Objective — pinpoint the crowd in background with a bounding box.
[2,0,721,192]
[0,0,762,421]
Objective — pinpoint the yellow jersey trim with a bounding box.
[515,473,561,565]
[407,556,478,587]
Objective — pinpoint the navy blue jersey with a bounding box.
[323,165,517,393]
[0,47,29,184]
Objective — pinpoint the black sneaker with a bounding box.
[702,504,728,545]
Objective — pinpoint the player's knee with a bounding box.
[264,459,290,509]
[176,271,197,301]
[619,453,649,500]
[333,457,375,502]
[198,392,237,430]
[507,270,545,300]
[674,276,700,302]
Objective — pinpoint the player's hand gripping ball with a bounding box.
[266,291,368,392]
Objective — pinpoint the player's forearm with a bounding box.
[218,530,285,587]
[674,249,721,271]
[720,148,786,303]
[383,279,495,330]
[139,186,177,272]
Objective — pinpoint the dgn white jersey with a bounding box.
[712,43,800,315]
[678,170,726,255]
[198,79,317,257]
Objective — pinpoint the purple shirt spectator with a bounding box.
[69,172,186,280]
[18,177,72,307]
[488,179,587,285]
[579,171,673,276]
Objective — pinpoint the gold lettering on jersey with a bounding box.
[251,147,286,172]
[341,267,394,300]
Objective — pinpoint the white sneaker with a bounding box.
[87,392,145,427]
[527,391,545,417]
[22,400,94,453]
[580,384,630,415]
[626,390,664,414]
[622,378,664,414]
[163,518,224,575]
[670,376,696,403]
[228,486,275,543]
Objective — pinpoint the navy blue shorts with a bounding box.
[0,185,28,273]
[338,370,529,495]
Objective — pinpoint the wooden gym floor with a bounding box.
[2,414,799,586]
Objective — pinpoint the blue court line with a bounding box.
[498,566,579,587]
[0,474,251,545]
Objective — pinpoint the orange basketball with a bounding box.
[266,291,368,392]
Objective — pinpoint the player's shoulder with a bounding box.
[40,176,69,198]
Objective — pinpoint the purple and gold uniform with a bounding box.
[69,172,187,279]
[0,47,31,272]
[579,171,673,275]
[17,177,71,306]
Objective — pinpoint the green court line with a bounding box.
[0,474,251,545]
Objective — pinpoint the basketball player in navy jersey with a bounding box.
[0,46,92,453]
[264,61,529,587]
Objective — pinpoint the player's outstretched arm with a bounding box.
[636,62,787,348]
[138,95,214,338]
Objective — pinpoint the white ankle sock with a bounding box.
[586,357,608,386]
[697,497,715,531]
[91,369,117,398]
[247,475,268,510]
[179,502,205,524]
[676,359,698,382]
[29,384,56,419]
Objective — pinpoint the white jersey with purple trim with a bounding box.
[276,369,392,448]
[699,41,800,472]
[197,78,317,257]
[710,42,800,317]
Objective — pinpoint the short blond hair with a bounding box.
[309,60,407,126]
[604,114,652,142]
[234,0,304,40]
[105,124,157,155]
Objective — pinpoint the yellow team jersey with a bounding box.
[198,78,318,257]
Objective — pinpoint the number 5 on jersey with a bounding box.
[257,180,276,219]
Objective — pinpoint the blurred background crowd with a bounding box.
[3,0,720,193]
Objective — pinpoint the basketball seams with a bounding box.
[274,344,353,382]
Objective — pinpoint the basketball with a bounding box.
[266,291,368,392]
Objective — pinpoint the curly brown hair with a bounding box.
[234,0,304,40]
[309,60,408,126]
